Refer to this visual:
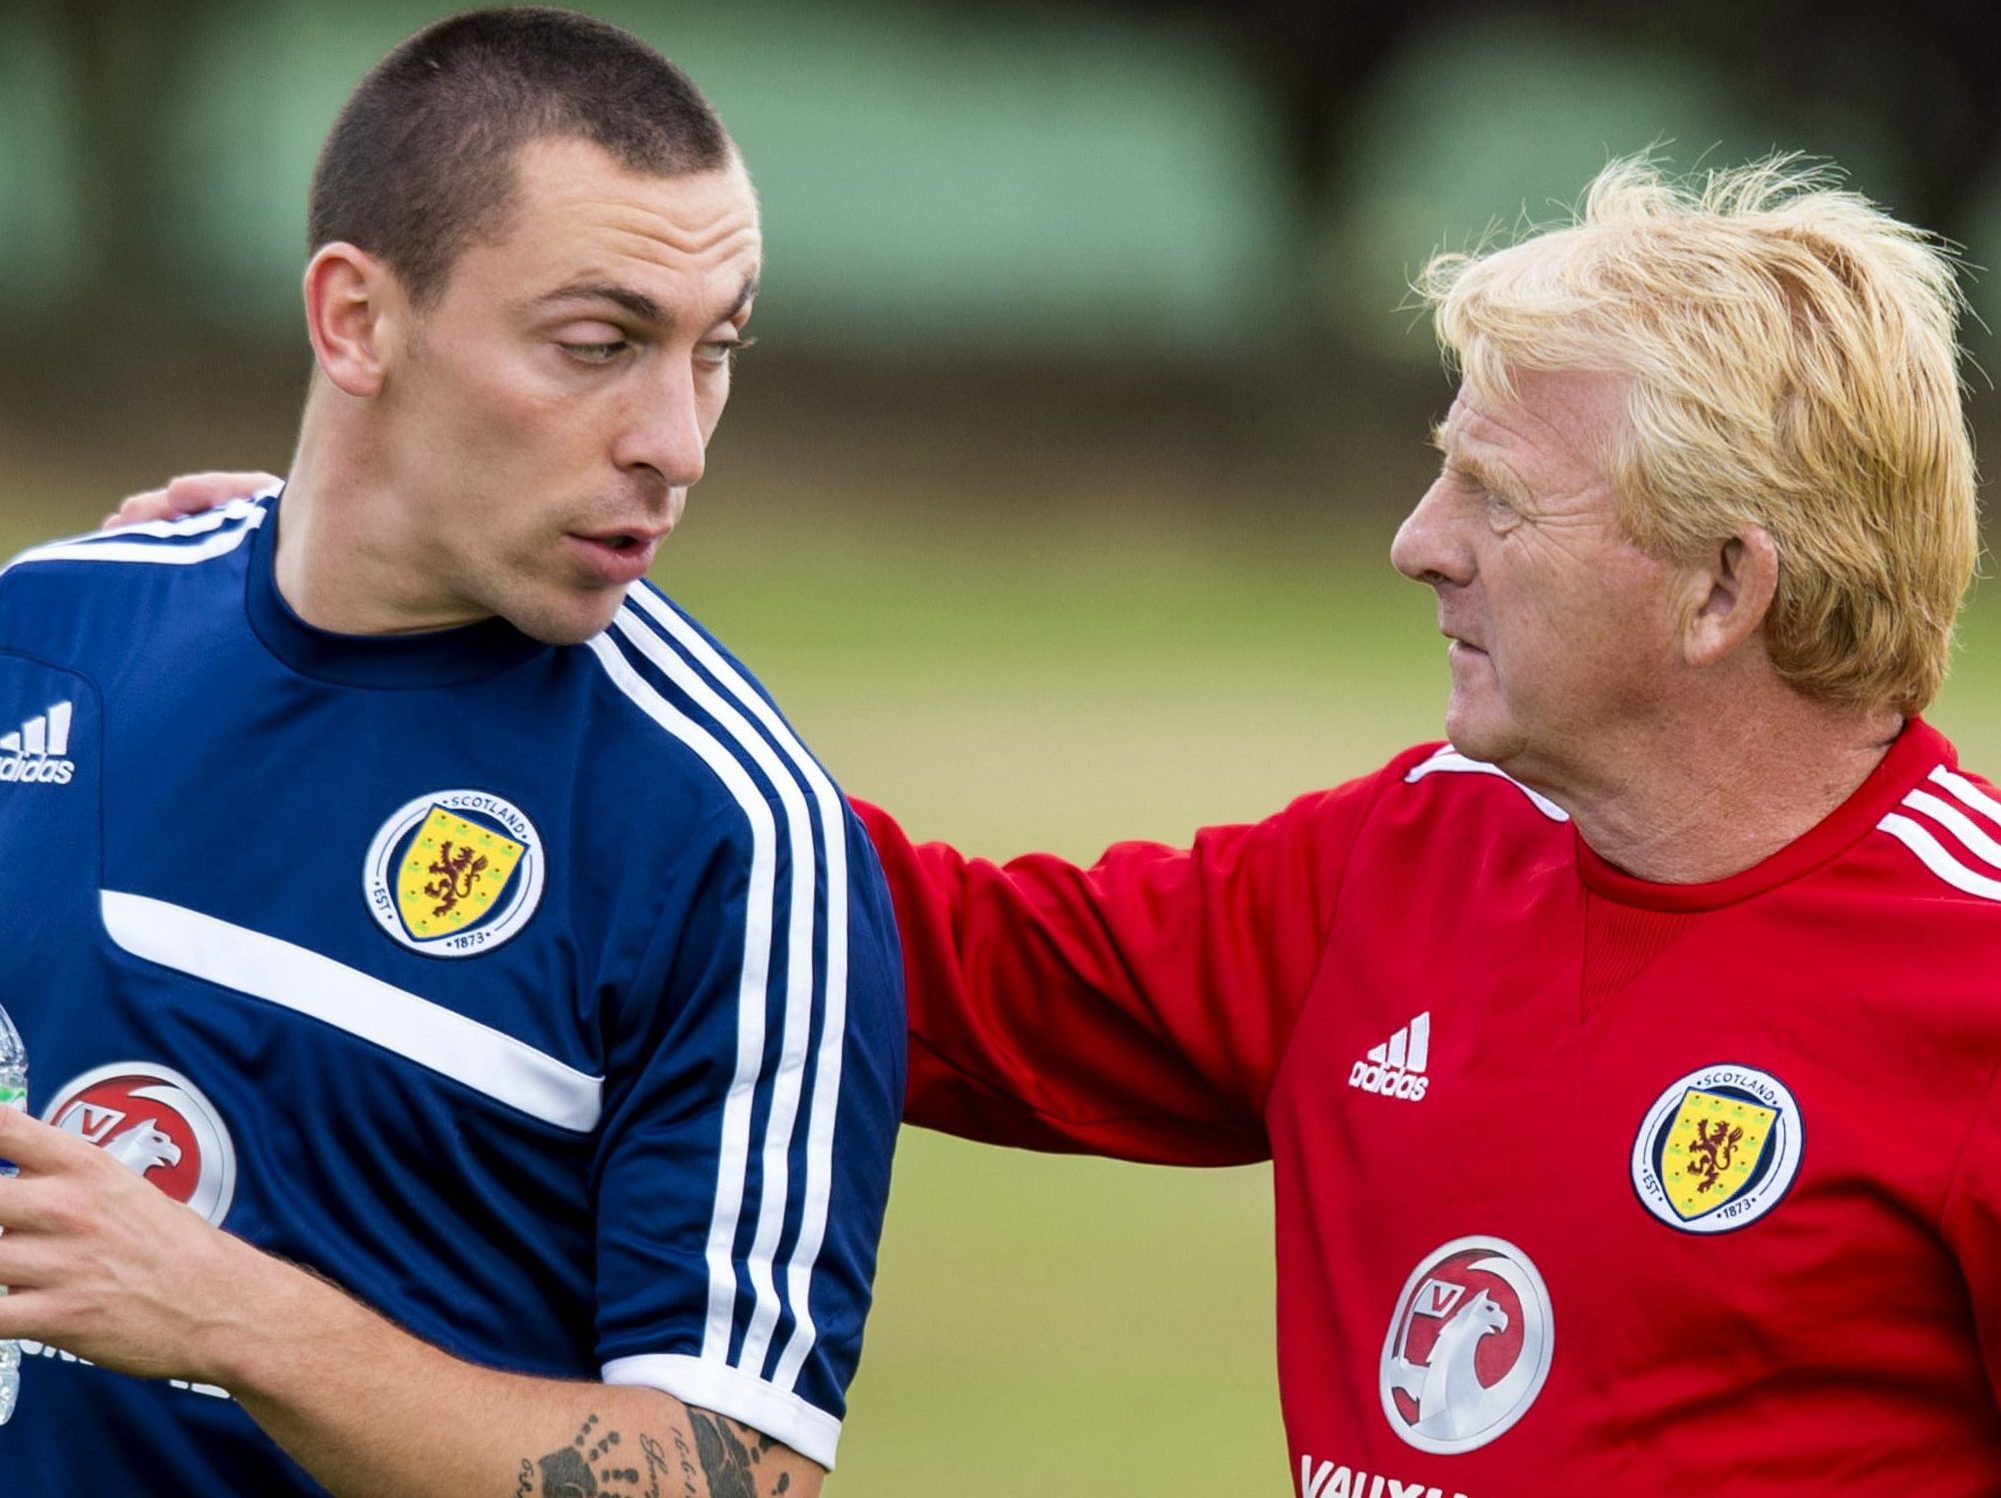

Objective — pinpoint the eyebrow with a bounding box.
[722,274,759,321]
[537,272,759,330]
[1428,420,1530,507]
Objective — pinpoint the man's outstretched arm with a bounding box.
[854,784,1383,1165]
[0,1105,817,1498]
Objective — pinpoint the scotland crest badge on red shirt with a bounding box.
[1630,1063,1803,1233]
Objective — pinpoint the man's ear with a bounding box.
[1682,525,1779,669]
[302,243,406,399]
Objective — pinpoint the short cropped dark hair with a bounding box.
[308,7,731,304]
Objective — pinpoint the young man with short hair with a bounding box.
[0,12,902,1496]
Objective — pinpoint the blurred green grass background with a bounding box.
[7,414,1997,1494]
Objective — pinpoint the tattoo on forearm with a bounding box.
[533,1413,648,1498]
[686,1409,762,1498]
[635,1433,678,1498]
[671,1426,700,1498]
[527,1409,787,1498]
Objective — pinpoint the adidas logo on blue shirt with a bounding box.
[0,701,76,786]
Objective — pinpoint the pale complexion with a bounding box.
[1392,366,1900,882]
[285,134,761,644]
[0,137,815,1498]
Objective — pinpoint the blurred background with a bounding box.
[7,0,2001,1491]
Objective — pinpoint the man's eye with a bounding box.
[562,340,629,365]
[697,334,758,369]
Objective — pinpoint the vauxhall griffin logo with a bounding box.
[42,1062,237,1224]
[0,700,76,786]
[1380,1236,1554,1454]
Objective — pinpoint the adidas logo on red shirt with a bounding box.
[1348,1012,1431,1102]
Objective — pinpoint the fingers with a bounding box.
[0,1212,69,1289]
[101,470,282,530]
[0,1160,256,1376]
[0,1130,240,1379]
[167,471,281,511]
[0,1176,59,1238]
[102,490,171,530]
[0,1166,104,1239]
[0,1106,106,1177]
[0,1286,56,1346]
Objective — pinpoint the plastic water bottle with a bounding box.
[0,1001,24,1424]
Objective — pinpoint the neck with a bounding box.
[278,391,473,637]
[1517,687,1904,885]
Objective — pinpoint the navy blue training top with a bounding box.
[0,493,904,1490]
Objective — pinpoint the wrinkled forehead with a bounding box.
[447,138,762,318]
[1440,366,1631,456]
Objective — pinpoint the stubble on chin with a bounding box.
[509,585,631,647]
[464,542,627,646]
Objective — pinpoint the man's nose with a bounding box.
[1389,478,1471,588]
[614,360,707,491]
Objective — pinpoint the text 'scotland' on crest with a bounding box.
[365,789,544,957]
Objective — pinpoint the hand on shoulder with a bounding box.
[103,471,281,530]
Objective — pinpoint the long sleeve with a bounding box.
[856,777,1385,1166]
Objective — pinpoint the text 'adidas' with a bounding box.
[0,701,76,786]
[1349,1011,1431,1103]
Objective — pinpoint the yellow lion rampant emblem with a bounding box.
[1661,1088,1778,1220]
[395,806,526,941]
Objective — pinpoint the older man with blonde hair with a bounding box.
[864,156,2001,1495]
[124,157,2000,1493]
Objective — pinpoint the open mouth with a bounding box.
[568,528,664,583]
[575,527,664,554]
[575,522,653,545]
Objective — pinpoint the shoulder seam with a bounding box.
[1257,756,1415,1119]
[1,499,270,579]
[1401,745,1570,822]
[1876,764,2001,903]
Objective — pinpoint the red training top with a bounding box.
[860,719,2001,1496]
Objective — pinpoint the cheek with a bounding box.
[468,375,575,450]
[1484,566,1625,693]
[1544,577,1677,704]
[421,339,572,444]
